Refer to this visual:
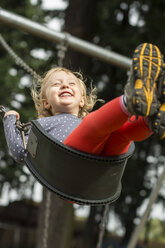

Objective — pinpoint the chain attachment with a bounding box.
[0,105,7,114]
[56,32,70,67]
[16,120,31,133]
[15,121,31,149]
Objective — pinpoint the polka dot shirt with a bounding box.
[3,114,82,164]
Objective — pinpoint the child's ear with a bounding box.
[42,99,51,110]
[79,97,85,108]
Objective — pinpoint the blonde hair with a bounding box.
[31,67,98,118]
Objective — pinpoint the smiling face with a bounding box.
[42,70,85,116]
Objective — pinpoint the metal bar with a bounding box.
[127,162,165,248]
[0,8,131,69]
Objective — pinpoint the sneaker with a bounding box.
[149,103,165,139]
[125,43,164,116]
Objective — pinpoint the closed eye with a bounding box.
[69,81,76,86]
[53,81,61,86]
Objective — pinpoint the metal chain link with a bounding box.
[96,204,110,248]
[0,105,7,114]
[0,33,41,82]
[42,191,51,248]
[16,120,31,149]
[56,32,70,67]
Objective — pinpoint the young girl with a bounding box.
[3,43,165,164]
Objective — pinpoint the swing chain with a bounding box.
[96,204,110,248]
[0,33,42,82]
[0,105,7,114]
[16,120,31,149]
[42,190,51,248]
[16,120,31,133]
[56,32,70,67]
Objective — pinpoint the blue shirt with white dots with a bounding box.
[3,114,82,164]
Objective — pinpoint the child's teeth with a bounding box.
[61,93,71,96]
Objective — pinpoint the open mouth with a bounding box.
[59,91,73,97]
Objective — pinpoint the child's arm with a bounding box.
[3,111,30,164]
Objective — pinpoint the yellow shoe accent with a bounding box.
[143,44,152,116]
[134,79,143,89]
[160,103,165,111]
[139,43,147,78]
[154,45,161,81]
[160,132,165,139]
[143,84,154,116]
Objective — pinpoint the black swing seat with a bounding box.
[25,120,135,206]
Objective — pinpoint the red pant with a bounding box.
[64,96,152,156]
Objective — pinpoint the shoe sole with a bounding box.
[153,103,165,139]
[132,43,164,116]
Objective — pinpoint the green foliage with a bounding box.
[141,218,165,243]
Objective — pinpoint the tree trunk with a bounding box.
[64,0,100,73]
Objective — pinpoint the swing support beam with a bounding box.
[0,7,131,69]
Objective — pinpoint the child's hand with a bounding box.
[4,110,20,120]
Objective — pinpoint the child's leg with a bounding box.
[102,116,152,156]
[64,96,130,155]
